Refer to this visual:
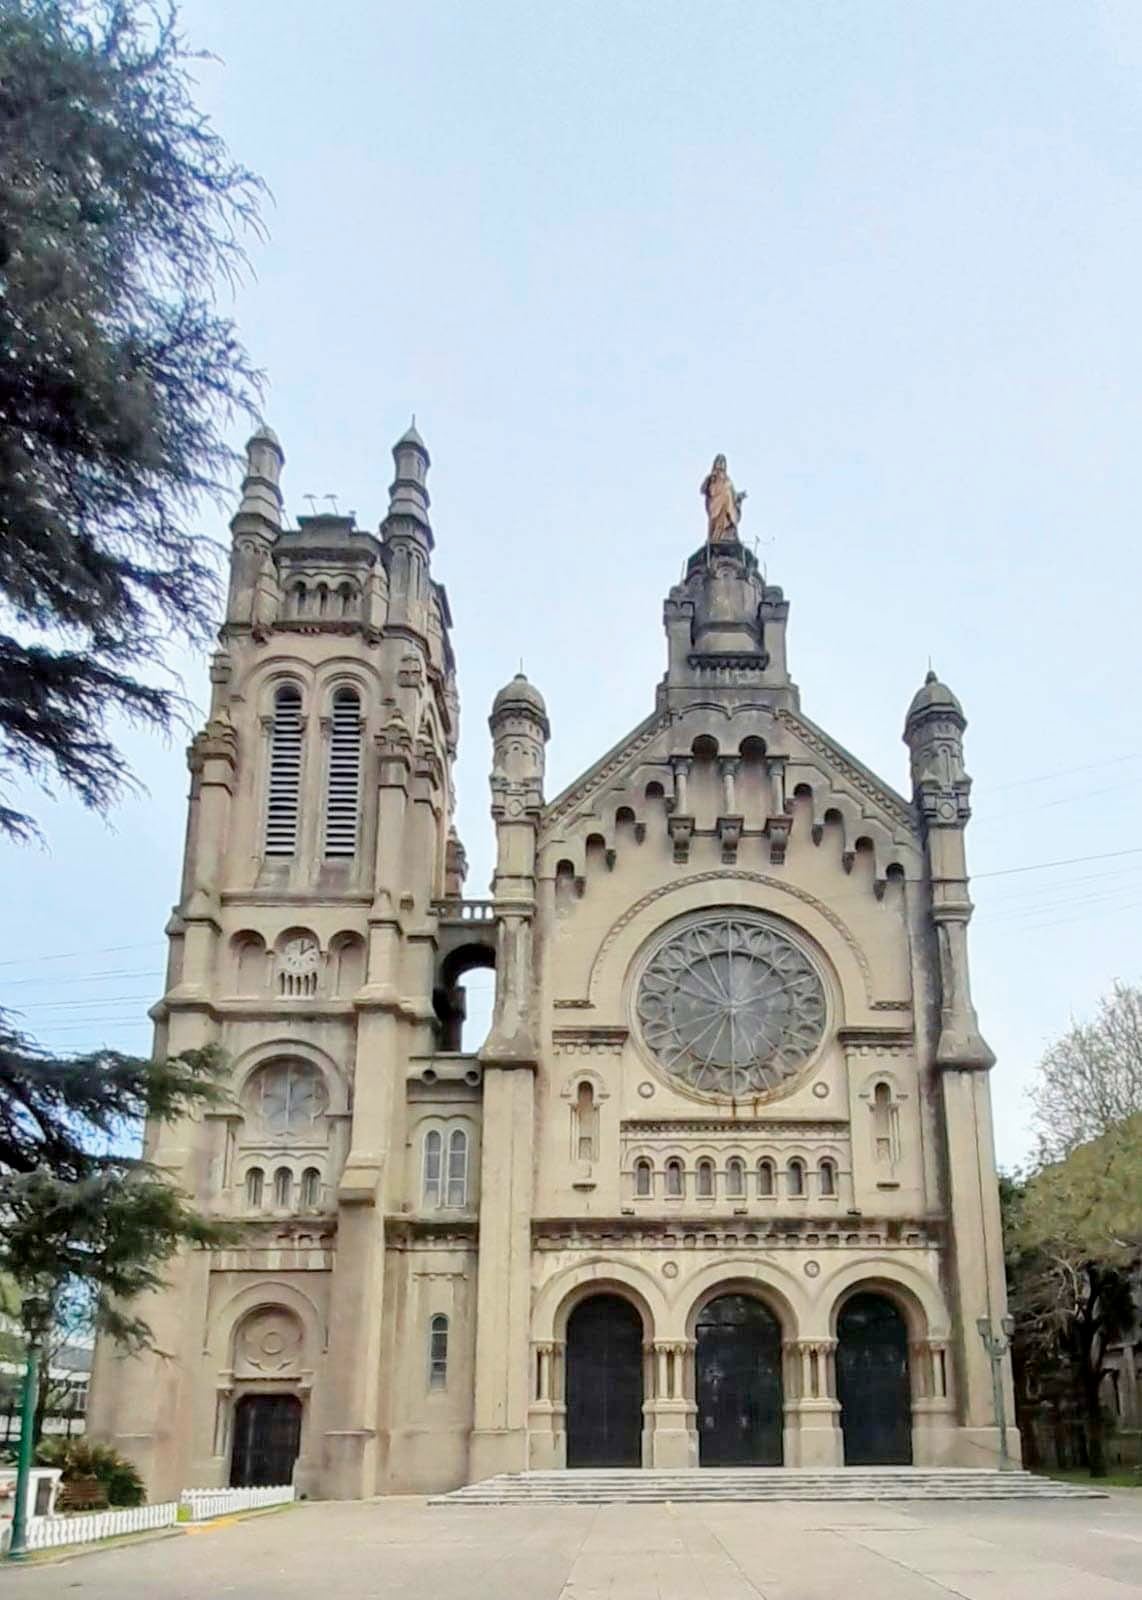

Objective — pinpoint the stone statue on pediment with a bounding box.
[701,454,747,544]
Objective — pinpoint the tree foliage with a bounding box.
[1031,981,1142,1161]
[0,0,264,840]
[1004,1115,1142,1477]
[0,1023,239,1351]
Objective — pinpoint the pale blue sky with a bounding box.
[3,1,1141,1167]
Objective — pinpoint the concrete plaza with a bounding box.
[4,1492,1142,1599]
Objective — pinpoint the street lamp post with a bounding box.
[976,1314,1016,1472]
[6,1296,51,1563]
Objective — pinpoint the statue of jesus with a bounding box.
[701,455,746,544]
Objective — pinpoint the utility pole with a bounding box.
[6,1296,50,1562]
[976,1314,1016,1471]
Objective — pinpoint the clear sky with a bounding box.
[3,1,1140,1169]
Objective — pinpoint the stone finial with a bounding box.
[386,417,431,531]
[233,425,284,534]
[490,672,549,733]
[903,669,971,829]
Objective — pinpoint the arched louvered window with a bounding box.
[696,1159,715,1198]
[324,687,362,858]
[818,1159,837,1197]
[726,1158,745,1198]
[665,1159,684,1198]
[422,1130,442,1207]
[634,1159,653,1197]
[245,1167,264,1208]
[300,1167,321,1208]
[428,1314,448,1389]
[445,1129,469,1208]
[787,1159,806,1198]
[273,1167,293,1208]
[265,685,304,856]
[757,1159,775,1198]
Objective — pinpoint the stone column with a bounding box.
[785,1339,843,1466]
[471,676,549,1482]
[648,1340,697,1467]
[904,674,1019,1468]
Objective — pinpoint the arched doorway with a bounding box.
[695,1294,783,1466]
[565,1295,644,1467]
[837,1293,912,1465]
[230,1394,303,1487]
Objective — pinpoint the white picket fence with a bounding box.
[179,1484,296,1520]
[20,1501,178,1551]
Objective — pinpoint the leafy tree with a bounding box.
[1031,981,1142,1161]
[0,1025,238,1352]
[1005,1115,1142,1477]
[0,0,264,841]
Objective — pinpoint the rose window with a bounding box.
[635,914,826,1097]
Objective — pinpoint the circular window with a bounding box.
[244,1060,327,1135]
[634,913,826,1098]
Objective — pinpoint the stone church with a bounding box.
[88,425,1018,1498]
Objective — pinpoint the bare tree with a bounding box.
[1030,982,1142,1160]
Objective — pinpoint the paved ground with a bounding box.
[5,1493,1142,1598]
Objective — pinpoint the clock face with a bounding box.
[252,1061,326,1135]
[281,937,319,975]
[635,913,826,1099]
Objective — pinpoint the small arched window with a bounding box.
[665,1159,684,1198]
[446,1128,469,1208]
[634,1158,653,1197]
[245,1167,264,1208]
[575,1081,597,1162]
[428,1315,448,1389]
[422,1129,442,1207]
[696,1159,715,1198]
[818,1159,837,1198]
[726,1158,745,1198]
[787,1159,806,1198]
[265,684,304,856]
[300,1167,321,1208]
[324,688,362,858]
[873,1081,898,1164]
[757,1159,775,1198]
[273,1167,292,1209]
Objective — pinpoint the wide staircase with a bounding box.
[432,1468,1105,1505]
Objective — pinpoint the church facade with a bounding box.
[88,426,1018,1498]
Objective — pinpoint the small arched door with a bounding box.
[565,1295,644,1467]
[837,1293,912,1465]
[696,1294,784,1466]
[230,1394,303,1487]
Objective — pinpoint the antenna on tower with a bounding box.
[324,494,340,514]
[303,494,319,515]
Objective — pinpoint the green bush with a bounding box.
[35,1438,146,1506]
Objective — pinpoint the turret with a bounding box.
[482,673,549,1064]
[225,425,284,628]
[904,670,993,1069]
[385,420,432,538]
[381,421,434,638]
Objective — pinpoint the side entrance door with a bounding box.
[230,1393,303,1487]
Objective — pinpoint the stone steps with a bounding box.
[432,1468,1105,1505]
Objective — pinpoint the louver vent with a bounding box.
[265,686,303,856]
[324,689,362,857]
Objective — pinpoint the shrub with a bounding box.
[35,1438,146,1506]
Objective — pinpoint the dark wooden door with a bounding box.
[696,1294,784,1466]
[230,1394,303,1487]
[837,1293,912,1465]
[565,1295,644,1467]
